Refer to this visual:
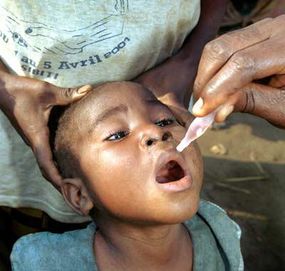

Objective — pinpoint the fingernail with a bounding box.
[192,98,204,115]
[77,85,92,94]
[219,105,234,120]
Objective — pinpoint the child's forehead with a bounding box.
[75,82,157,126]
[90,82,155,108]
[96,82,154,99]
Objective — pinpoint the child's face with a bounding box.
[72,82,203,225]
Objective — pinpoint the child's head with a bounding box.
[54,81,203,226]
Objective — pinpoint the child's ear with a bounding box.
[60,178,94,216]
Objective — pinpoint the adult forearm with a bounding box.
[135,0,228,108]
[176,0,227,63]
[174,0,228,103]
[0,62,12,109]
[0,58,9,72]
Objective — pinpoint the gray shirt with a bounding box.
[0,0,200,223]
[11,200,243,271]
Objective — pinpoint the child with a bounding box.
[10,82,243,271]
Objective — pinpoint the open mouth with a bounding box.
[156,160,185,183]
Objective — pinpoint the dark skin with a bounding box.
[136,0,228,127]
[0,0,227,187]
[193,15,285,128]
[59,82,203,270]
[0,63,91,188]
[94,223,193,271]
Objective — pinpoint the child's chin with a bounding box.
[179,200,200,221]
[156,213,197,225]
[176,209,199,223]
[158,202,200,225]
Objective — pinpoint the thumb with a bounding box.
[49,84,93,106]
[192,91,227,117]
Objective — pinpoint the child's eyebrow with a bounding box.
[93,104,128,127]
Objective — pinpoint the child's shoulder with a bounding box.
[185,199,241,233]
[185,200,244,271]
[10,223,97,271]
[199,200,242,240]
[196,199,241,233]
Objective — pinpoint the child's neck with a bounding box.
[94,221,193,271]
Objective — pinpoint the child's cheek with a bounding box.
[187,141,204,185]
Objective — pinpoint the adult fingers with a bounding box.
[48,84,92,106]
[194,18,272,96]
[214,92,240,123]
[192,36,285,116]
[236,83,285,128]
[269,74,285,88]
[14,102,63,187]
[31,128,62,188]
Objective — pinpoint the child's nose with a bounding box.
[140,128,173,148]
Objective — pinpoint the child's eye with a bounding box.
[105,131,129,141]
[155,118,175,127]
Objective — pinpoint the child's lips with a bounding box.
[154,152,192,192]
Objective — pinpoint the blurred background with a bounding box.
[200,113,285,271]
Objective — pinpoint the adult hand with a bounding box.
[234,83,285,129]
[0,69,91,188]
[135,55,196,127]
[155,90,195,130]
[193,15,285,127]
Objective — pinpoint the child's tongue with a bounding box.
[156,161,184,183]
